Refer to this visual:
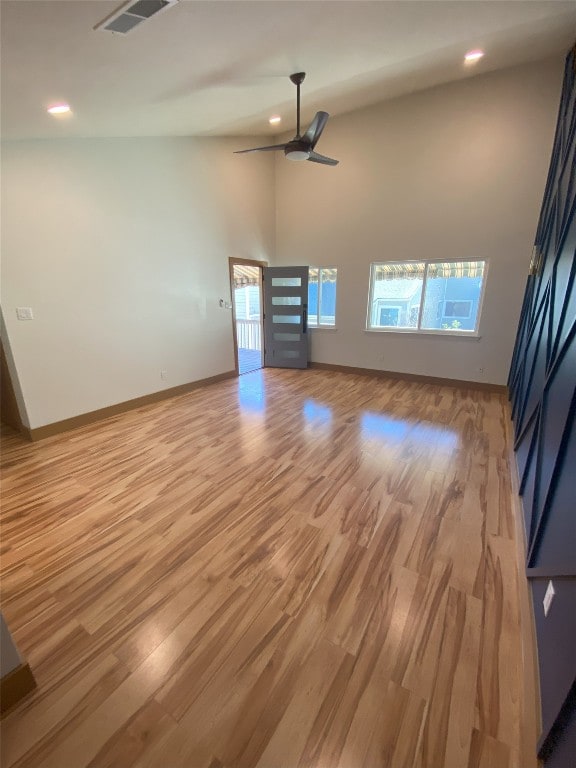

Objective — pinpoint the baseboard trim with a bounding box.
[27,371,236,442]
[20,365,506,441]
[0,663,36,716]
[309,362,507,393]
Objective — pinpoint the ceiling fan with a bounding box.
[234,72,339,166]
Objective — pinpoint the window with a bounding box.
[367,260,486,333]
[308,267,337,327]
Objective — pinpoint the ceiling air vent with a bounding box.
[95,0,179,35]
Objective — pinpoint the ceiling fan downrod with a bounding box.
[290,72,305,138]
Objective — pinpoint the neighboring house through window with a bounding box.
[367,260,486,333]
[379,307,401,326]
[442,300,472,319]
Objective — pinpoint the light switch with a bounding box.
[16,307,34,321]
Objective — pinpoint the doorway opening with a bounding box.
[229,259,266,375]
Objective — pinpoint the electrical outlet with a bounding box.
[478,366,484,374]
[16,307,34,320]
[543,580,555,617]
[160,370,168,380]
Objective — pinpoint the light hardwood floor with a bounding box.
[0,369,536,768]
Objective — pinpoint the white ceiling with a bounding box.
[1,0,575,140]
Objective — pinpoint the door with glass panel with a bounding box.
[263,267,309,368]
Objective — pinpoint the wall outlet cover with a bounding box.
[16,307,34,320]
[543,580,555,617]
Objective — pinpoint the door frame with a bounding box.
[228,257,268,376]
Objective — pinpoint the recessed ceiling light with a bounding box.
[464,50,484,64]
[47,104,71,115]
[269,115,281,125]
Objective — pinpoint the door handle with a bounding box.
[303,305,308,334]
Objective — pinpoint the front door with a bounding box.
[263,266,309,369]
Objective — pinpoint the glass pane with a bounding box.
[369,263,424,329]
[319,268,337,325]
[273,332,300,341]
[272,277,301,286]
[280,350,299,359]
[308,269,319,326]
[421,261,485,331]
[273,315,301,324]
[272,296,301,305]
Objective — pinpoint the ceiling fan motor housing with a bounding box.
[285,140,311,161]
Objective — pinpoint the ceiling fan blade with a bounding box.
[234,144,288,154]
[308,150,339,166]
[302,111,329,148]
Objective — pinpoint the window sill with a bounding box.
[364,328,481,340]
[308,326,338,331]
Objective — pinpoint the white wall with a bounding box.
[275,58,563,384]
[1,137,274,428]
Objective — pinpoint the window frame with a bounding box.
[366,258,488,337]
[308,266,338,329]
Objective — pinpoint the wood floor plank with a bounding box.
[0,369,537,767]
[420,588,482,767]
[254,639,347,767]
[467,728,511,768]
[84,700,177,768]
[1,654,130,768]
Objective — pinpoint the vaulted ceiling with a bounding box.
[2,0,575,140]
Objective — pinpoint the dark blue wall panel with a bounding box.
[531,579,576,742]
[542,684,576,768]
[508,44,576,767]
